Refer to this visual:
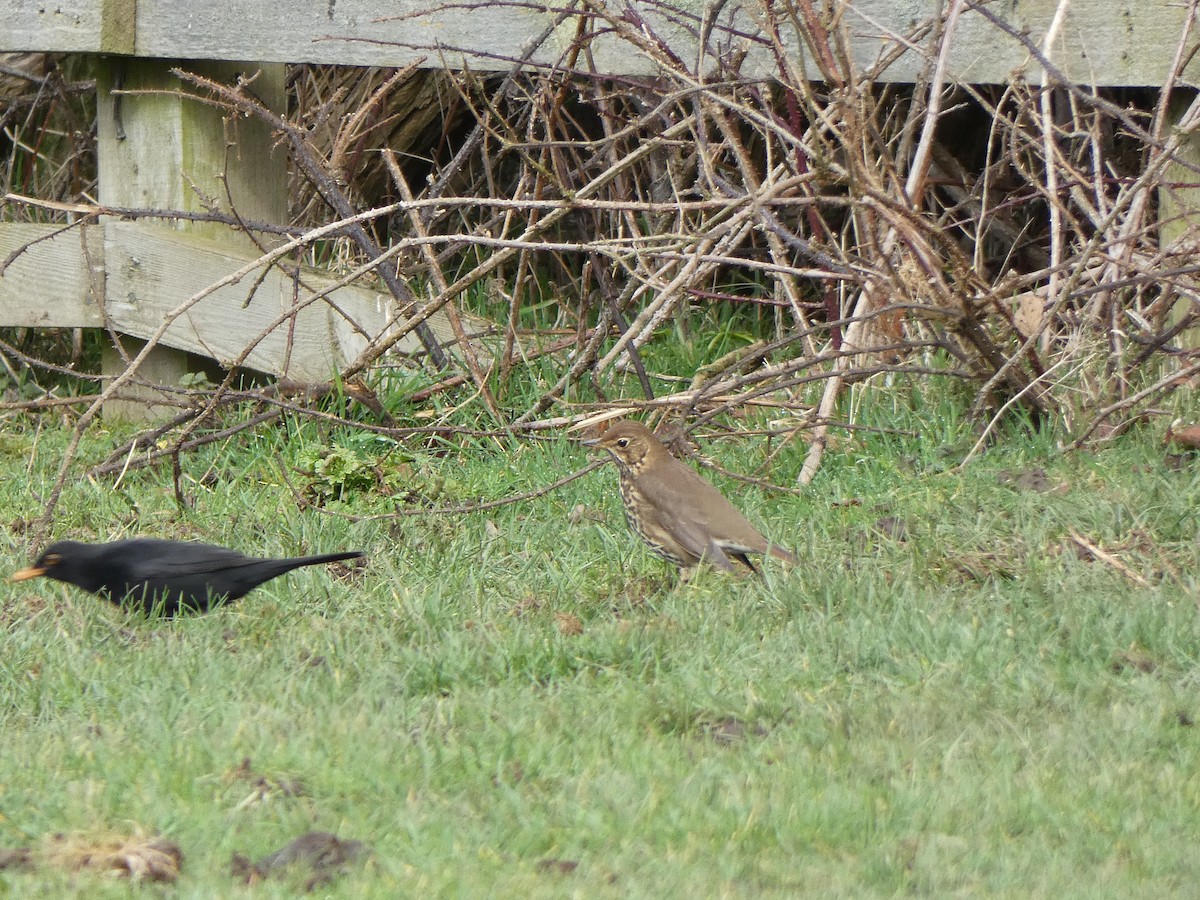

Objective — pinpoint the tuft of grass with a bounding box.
[2,393,1200,896]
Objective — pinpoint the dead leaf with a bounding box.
[1111,650,1158,674]
[0,848,32,871]
[998,467,1068,494]
[947,551,1017,582]
[537,858,579,875]
[511,596,544,618]
[872,516,908,541]
[233,831,369,890]
[42,831,182,883]
[703,717,769,745]
[1165,422,1200,451]
[555,612,584,636]
[1014,293,1045,337]
[226,757,307,806]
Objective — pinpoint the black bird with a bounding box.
[9,538,365,616]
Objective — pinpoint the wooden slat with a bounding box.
[0,0,137,55]
[104,223,486,380]
[98,0,136,54]
[0,223,103,327]
[0,0,1194,85]
[126,0,1200,84]
[0,220,491,377]
[94,57,292,417]
[0,0,106,53]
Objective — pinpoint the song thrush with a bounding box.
[584,420,797,573]
[9,538,365,616]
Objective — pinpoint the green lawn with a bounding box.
[2,400,1200,897]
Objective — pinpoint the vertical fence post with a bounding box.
[1160,91,1200,350]
[95,55,287,419]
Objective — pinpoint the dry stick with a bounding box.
[1036,0,1071,353]
[0,337,105,384]
[160,123,719,425]
[695,352,964,430]
[954,356,1076,471]
[537,27,873,412]
[346,112,703,382]
[591,182,786,374]
[963,1,1156,145]
[2,190,360,241]
[401,114,705,422]
[92,390,583,479]
[383,150,502,420]
[572,48,658,400]
[685,308,957,421]
[88,410,285,480]
[594,255,656,401]
[0,395,102,412]
[328,65,415,180]
[1128,310,1200,369]
[0,211,97,274]
[697,99,837,388]
[1069,360,1200,449]
[579,1,812,372]
[418,5,584,208]
[409,331,594,404]
[91,405,213,473]
[1066,530,1154,589]
[8,188,831,222]
[761,0,843,347]
[14,182,847,222]
[1099,0,1200,383]
[162,142,313,475]
[970,92,1200,432]
[798,0,963,486]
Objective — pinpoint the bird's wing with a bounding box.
[122,541,256,579]
[631,470,743,570]
[633,464,770,554]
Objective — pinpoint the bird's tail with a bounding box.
[289,551,366,568]
[768,545,798,565]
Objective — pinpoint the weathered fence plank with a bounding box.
[104,224,476,380]
[0,0,1193,86]
[93,57,291,417]
[0,221,486,378]
[0,224,103,327]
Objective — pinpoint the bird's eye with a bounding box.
[616,438,629,448]
[43,553,61,567]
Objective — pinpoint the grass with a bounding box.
[3,389,1200,897]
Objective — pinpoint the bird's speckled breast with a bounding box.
[616,466,693,566]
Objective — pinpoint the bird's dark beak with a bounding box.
[580,437,600,447]
[8,565,46,583]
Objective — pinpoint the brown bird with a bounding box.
[583,420,797,573]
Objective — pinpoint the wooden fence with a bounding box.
[0,0,1195,412]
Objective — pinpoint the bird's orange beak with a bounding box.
[8,565,46,583]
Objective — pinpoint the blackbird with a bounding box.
[9,538,365,615]
[584,420,797,574]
